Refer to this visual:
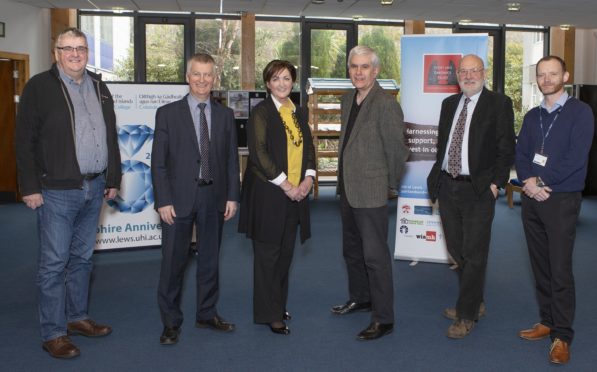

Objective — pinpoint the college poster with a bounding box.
[95,84,188,250]
[394,34,488,263]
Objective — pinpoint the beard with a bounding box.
[539,81,565,96]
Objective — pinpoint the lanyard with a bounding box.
[538,97,569,154]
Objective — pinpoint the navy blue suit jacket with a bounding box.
[151,94,240,217]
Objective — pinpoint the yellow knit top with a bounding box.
[278,100,303,186]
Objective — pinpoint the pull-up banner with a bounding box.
[95,84,188,250]
[395,34,488,263]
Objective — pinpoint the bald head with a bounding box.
[458,54,484,70]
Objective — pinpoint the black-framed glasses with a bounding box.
[56,46,89,54]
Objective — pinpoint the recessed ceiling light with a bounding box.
[459,19,473,25]
[506,2,521,12]
[381,0,394,5]
[312,0,325,4]
[560,24,571,31]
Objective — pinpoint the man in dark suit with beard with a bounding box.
[151,53,240,345]
[427,54,515,339]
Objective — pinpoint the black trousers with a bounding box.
[340,192,394,324]
[157,184,224,328]
[252,200,299,324]
[438,173,496,321]
[521,192,581,344]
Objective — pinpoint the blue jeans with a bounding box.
[36,176,106,341]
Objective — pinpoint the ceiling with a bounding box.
[10,0,597,29]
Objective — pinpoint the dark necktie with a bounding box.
[447,97,471,177]
[198,103,212,180]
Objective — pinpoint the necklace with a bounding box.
[281,111,303,147]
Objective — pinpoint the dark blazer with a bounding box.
[427,87,515,202]
[238,96,315,244]
[338,81,410,208]
[151,95,240,217]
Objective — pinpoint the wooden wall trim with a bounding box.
[241,12,256,90]
[550,27,576,83]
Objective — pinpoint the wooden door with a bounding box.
[0,52,29,202]
[0,59,17,202]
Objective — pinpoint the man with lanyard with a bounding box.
[515,55,594,364]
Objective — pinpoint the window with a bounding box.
[145,23,185,83]
[358,24,403,83]
[195,18,242,90]
[505,30,546,132]
[425,26,452,35]
[255,21,300,90]
[80,15,134,81]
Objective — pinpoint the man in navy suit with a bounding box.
[151,53,240,345]
[427,54,515,339]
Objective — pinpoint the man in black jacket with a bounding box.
[427,54,515,339]
[15,27,121,359]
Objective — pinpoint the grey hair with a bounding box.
[347,45,380,69]
[55,27,88,48]
[186,53,216,75]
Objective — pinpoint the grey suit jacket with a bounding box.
[338,81,409,208]
[151,95,240,218]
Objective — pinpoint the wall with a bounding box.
[575,28,597,84]
[0,0,51,77]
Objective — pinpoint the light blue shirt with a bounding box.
[58,67,107,174]
[540,91,569,113]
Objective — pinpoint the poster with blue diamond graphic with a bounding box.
[96,84,188,250]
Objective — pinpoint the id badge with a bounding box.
[533,153,548,167]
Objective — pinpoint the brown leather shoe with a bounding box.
[549,338,570,364]
[68,318,112,337]
[443,302,486,321]
[42,336,80,359]
[446,319,474,339]
[519,323,550,340]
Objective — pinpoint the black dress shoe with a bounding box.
[269,322,290,335]
[331,300,372,315]
[160,326,180,345]
[196,315,235,332]
[283,311,291,321]
[357,322,394,341]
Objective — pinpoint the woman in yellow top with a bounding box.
[239,60,315,335]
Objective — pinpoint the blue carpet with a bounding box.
[1,187,596,371]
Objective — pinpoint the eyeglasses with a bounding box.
[56,46,89,54]
[457,67,484,76]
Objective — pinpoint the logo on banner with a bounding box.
[399,225,409,234]
[400,218,424,225]
[414,206,433,215]
[108,124,155,214]
[423,54,461,94]
[415,231,437,241]
[401,205,411,214]
[426,220,442,227]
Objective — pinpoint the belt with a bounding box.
[82,170,106,180]
[441,171,472,182]
[197,179,213,186]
